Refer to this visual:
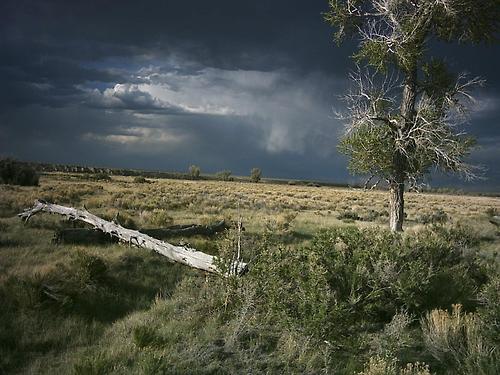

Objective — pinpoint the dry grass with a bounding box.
[0,172,499,374]
[2,172,498,284]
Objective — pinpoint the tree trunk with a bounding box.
[18,200,247,276]
[389,179,404,232]
[390,65,417,232]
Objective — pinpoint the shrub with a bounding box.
[485,207,498,217]
[478,275,500,345]
[216,170,233,181]
[0,158,39,186]
[337,209,360,221]
[266,211,298,234]
[416,209,448,224]
[93,173,111,181]
[370,310,415,361]
[133,176,148,183]
[147,210,174,227]
[250,168,262,183]
[362,209,383,222]
[71,251,108,286]
[252,225,487,346]
[421,304,499,374]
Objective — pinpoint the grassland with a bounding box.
[0,173,499,374]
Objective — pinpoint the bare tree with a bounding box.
[325,0,498,231]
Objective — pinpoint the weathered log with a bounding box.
[53,221,230,245]
[19,200,247,276]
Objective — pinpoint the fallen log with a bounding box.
[53,221,230,245]
[141,220,229,238]
[19,200,247,276]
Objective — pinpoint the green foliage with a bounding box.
[0,158,39,186]
[188,164,201,179]
[354,40,392,71]
[478,275,500,345]
[338,123,395,178]
[250,167,262,183]
[252,225,488,345]
[326,0,498,230]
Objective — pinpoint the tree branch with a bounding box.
[19,200,248,276]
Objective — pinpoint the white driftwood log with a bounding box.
[18,200,247,276]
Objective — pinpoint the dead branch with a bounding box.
[19,200,247,276]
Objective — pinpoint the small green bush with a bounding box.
[252,225,487,344]
[478,275,500,345]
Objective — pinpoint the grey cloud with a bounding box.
[83,83,188,113]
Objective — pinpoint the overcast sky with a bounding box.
[1,0,499,190]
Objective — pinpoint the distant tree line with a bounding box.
[0,159,39,186]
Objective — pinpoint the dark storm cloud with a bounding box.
[0,0,350,71]
[0,0,499,190]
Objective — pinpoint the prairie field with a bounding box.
[0,173,499,374]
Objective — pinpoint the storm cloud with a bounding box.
[0,0,498,190]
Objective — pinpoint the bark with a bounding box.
[389,180,404,232]
[53,221,230,245]
[390,65,418,232]
[19,200,247,276]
